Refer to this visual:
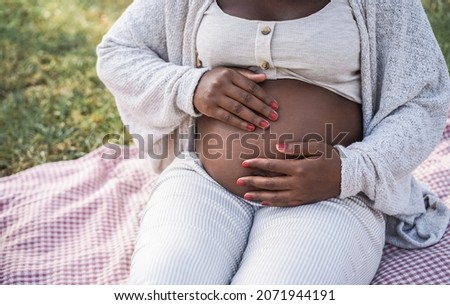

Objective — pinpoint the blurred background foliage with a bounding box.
[0,0,449,177]
[0,0,132,176]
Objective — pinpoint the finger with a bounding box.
[276,141,327,158]
[236,175,293,191]
[242,158,297,175]
[231,72,279,111]
[243,190,300,206]
[263,201,307,208]
[226,86,278,123]
[211,107,257,131]
[233,68,267,83]
[219,96,271,130]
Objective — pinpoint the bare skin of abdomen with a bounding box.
[195,79,362,198]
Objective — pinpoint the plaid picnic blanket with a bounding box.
[1,118,449,285]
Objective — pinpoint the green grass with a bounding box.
[0,0,132,176]
[423,0,450,65]
[0,0,449,177]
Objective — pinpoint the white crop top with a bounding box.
[196,0,362,103]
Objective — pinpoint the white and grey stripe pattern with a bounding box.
[128,154,386,285]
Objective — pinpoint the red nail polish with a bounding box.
[271,100,279,110]
[247,123,256,131]
[261,202,270,206]
[244,194,254,200]
[276,143,286,151]
[236,179,245,186]
[242,161,250,168]
[260,120,270,128]
[269,111,278,121]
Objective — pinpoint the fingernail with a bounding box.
[244,194,254,200]
[242,161,250,168]
[276,143,286,151]
[261,201,270,206]
[247,123,256,131]
[260,120,270,128]
[269,111,278,121]
[271,100,279,110]
[236,179,246,186]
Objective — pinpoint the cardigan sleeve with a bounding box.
[335,0,450,247]
[96,0,209,151]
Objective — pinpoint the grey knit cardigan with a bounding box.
[97,0,450,249]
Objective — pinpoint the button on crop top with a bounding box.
[196,0,362,104]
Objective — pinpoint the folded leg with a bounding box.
[231,196,385,284]
[128,155,256,284]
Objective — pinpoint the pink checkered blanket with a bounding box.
[1,118,450,284]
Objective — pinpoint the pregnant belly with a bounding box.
[195,79,362,198]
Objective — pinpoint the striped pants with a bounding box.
[128,153,386,284]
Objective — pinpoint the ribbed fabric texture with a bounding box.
[196,0,362,103]
[128,154,385,284]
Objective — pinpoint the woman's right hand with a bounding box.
[193,67,279,131]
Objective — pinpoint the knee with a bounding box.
[127,246,197,284]
[128,240,235,285]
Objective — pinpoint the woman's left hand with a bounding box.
[237,141,342,207]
